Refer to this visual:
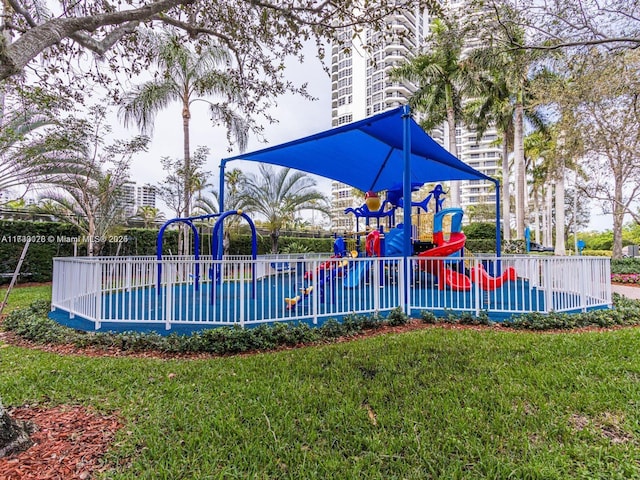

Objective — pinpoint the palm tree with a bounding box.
[119,32,249,253]
[240,165,328,253]
[390,16,469,206]
[38,107,148,255]
[133,205,165,228]
[465,16,549,239]
[194,168,247,216]
[39,166,130,256]
[464,72,514,240]
[524,129,554,246]
[0,109,83,196]
[193,168,249,255]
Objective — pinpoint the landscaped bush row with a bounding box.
[2,301,410,355]
[464,239,527,255]
[502,294,640,330]
[582,249,612,257]
[420,294,640,331]
[611,257,640,274]
[611,274,640,285]
[228,234,334,256]
[3,296,639,355]
[0,221,80,282]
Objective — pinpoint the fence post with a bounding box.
[95,260,102,330]
[400,257,407,315]
[312,258,319,325]
[165,262,174,330]
[543,259,552,313]
[373,258,381,313]
[474,257,481,316]
[579,257,588,312]
[239,260,245,329]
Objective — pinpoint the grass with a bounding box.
[2,327,640,478]
[0,283,51,314]
[2,284,640,478]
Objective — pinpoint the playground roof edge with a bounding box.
[223,106,495,193]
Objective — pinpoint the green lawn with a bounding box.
[2,326,640,479]
[0,283,51,314]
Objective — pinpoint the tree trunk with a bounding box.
[182,96,191,256]
[532,188,540,243]
[0,402,33,458]
[271,231,279,254]
[87,215,95,257]
[514,101,526,239]
[544,183,553,247]
[612,176,625,258]
[501,140,511,241]
[446,103,460,207]
[554,157,566,255]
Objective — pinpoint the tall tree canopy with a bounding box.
[390,16,468,207]
[483,0,640,52]
[120,32,248,253]
[0,0,439,112]
[565,51,640,257]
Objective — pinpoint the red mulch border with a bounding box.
[0,405,122,480]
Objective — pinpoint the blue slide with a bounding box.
[384,227,404,256]
[344,260,372,288]
[344,228,405,287]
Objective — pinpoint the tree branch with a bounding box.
[69,21,140,56]
[508,36,640,52]
[0,0,194,80]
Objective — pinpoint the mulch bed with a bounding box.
[0,405,122,480]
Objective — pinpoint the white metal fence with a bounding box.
[50,254,612,331]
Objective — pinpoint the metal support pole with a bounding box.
[401,105,412,313]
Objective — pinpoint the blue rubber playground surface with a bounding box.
[49,269,603,334]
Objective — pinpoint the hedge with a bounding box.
[611,257,640,275]
[0,220,335,283]
[0,221,80,282]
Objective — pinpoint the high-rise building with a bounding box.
[119,182,157,217]
[331,9,428,128]
[329,8,429,230]
[121,181,137,217]
[136,184,157,209]
[329,2,501,230]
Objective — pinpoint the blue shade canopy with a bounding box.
[223,106,494,192]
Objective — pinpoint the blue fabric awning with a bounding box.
[223,106,494,192]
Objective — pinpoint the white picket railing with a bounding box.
[50,254,612,331]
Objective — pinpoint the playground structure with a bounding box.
[49,187,612,334]
[48,106,612,333]
[340,184,519,294]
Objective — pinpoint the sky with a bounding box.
[121,48,334,210]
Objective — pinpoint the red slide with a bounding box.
[470,264,517,291]
[418,232,472,291]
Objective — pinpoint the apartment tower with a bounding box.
[329,1,501,231]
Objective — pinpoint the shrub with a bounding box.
[582,250,612,257]
[464,222,500,240]
[387,307,409,326]
[420,311,437,324]
[4,296,640,356]
[611,258,640,275]
[610,274,640,285]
